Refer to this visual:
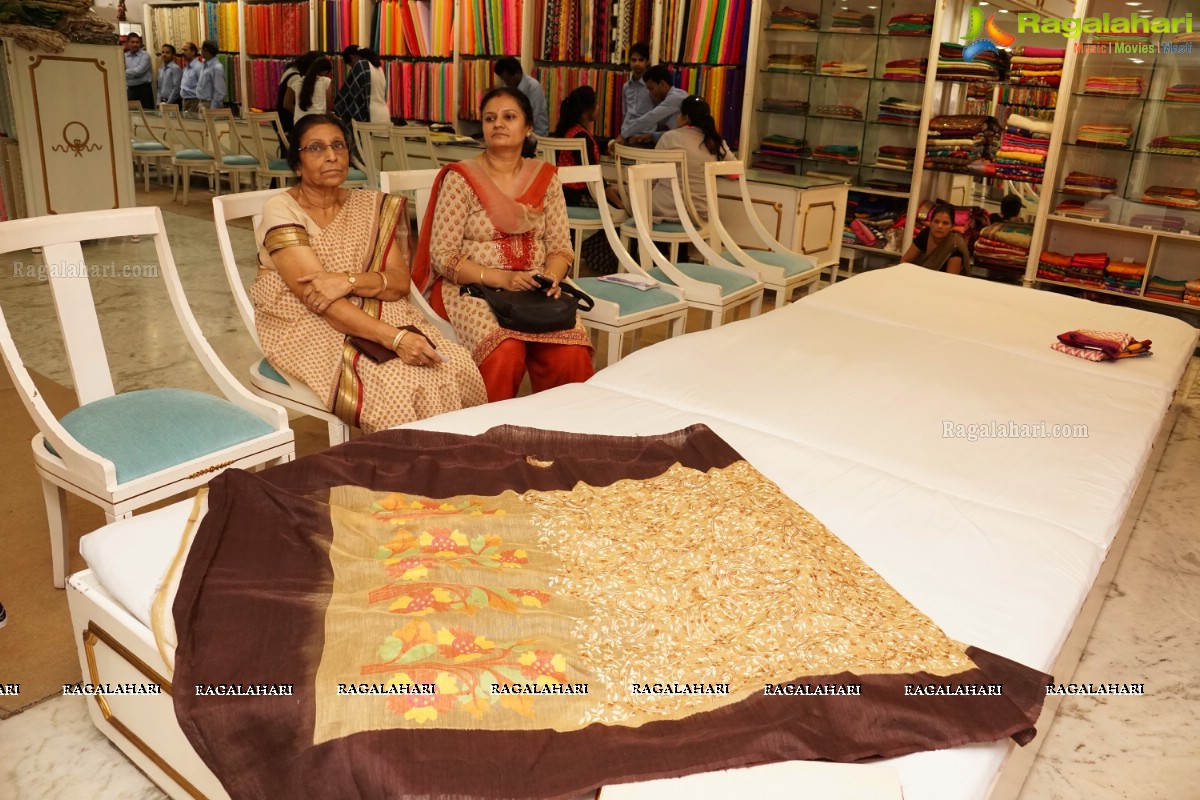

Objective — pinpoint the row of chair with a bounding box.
[0,156,817,589]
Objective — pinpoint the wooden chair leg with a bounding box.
[327,420,351,446]
[41,480,69,589]
[181,166,191,205]
[606,331,623,367]
[750,292,764,318]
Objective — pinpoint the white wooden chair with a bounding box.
[539,137,629,278]
[627,162,764,329]
[557,165,689,366]
[704,161,821,309]
[379,168,461,344]
[351,120,394,189]
[389,124,440,171]
[158,103,219,205]
[612,143,709,268]
[202,107,260,194]
[127,101,172,191]
[246,111,294,190]
[0,207,295,588]
[212,188,352,446]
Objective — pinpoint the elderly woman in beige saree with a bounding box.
[252,114,485,433]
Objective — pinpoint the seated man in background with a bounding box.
[611,65,687,148]
[492,56,549,137]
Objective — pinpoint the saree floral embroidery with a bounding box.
[174,425,1050,800]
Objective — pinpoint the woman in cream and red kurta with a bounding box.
[253,114,485,433]
[414,86,594,402]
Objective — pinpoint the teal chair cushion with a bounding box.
[573,278,682,315]
[567,206,602,221]
[649,262,759,297]
[132,141,170,152]
[257,358,287,385]
[347,168,368,181]
[222,154,259,166]
[622,219,686,233]
[175,148,214,161]
[47,388,275,484]
[721,249,816,277]
[266,159,290,171]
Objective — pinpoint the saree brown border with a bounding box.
[172,425,1048,800]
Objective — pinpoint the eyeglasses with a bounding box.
[298,141,350,157]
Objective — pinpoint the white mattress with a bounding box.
[78,265,1197,800]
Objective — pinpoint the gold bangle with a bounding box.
[378,272,389,297]
[391,330,407,351]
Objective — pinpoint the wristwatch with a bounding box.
[346,274,357,292]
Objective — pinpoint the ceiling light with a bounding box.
[1125,1,1142,5]
[1130,58,1145,64]
[997,7,1008,11]
[979,1,989,5]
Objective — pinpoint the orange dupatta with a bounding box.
[411,157,558,291]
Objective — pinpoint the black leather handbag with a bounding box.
[460,277,594,334]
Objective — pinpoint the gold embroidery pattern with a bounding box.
[522,461,975,725]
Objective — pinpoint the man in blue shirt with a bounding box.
[124,33,153,109]
[157,44,183,106]
[196,41,226,110]
[614,65,687,147]
[179,42,202,112]
[620,43,652,132]
[493,56,548,137]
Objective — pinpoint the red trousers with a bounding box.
[479,339,594,402]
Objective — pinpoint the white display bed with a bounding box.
[67,265,1198,800]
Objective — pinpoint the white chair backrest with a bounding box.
[247,111,288,163]
[536,136,588,165]
[0,207,282,483]
[612,143,704,227]
[555,165,653,280]
[212,189,287,349]
[380,168,459,342]
[626,162,746,281]
[352,120,391,188]
[129,101,167,146]
[704,160,812,269]
[203,107,253,160]
[158,102,204,152]
[389,125,440,171]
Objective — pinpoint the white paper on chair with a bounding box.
[599,761,902,799]
[597,273,660,291]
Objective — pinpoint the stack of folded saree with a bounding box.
[1052,330,1152,361]
[820,61,869,76]
[768,6,818,30]
[973,222,1033,273]
[876,96,922,125]
[1061,171,1118,198]
[863,177,909,192]
[813,104,863,120]
[1165,84,1200,103]
[1186,280,1200,306]
[1102,261,1146,295]
[1074,123,1133,149]
[762,98,810,115]
[1036,250,1071,281]
[750,159,796,175]
[875,145,916,170]
[924,114,998,174]
[995,113,1053,183]
[1129,213,1185,232]
[886,12,932,35]
[766,52,815,72]
[1174,32,1200,44]
[882,58,927,81]
[1092,29,1152,45]
[812,143,860,164]
[1083,75,1144,97]
[1007,47,1065,87]
[845,193,903,250]
[1145,275,1187,302]
[758,134,809,159]
[1140,185,1200,209]
[830,8,875,32]
[1066,252,1108,286]
[1146,134,1200,156]
[937,41,1006,82]
[1054,199,1110,221]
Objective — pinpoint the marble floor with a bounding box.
[1,200,1199,799]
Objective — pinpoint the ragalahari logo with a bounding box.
[961,9,1016,61]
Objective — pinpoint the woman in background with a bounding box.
[284,57,333,126]
[362,49,390,124]
[651,95,735,223]
[901,203,969,274]
[553,86,622,208]
[275,50,321,135]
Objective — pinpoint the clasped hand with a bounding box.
[297,271,353,314]
[497,269,560,299]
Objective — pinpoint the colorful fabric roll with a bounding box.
[768,7,818,30]
[1165,84,1200,103]
[882,58,927,81]
[1140,186,1200,209]
[1146,135,1200,156]
[831,9,875,32]
[758,134,809,159]
[876,96,922,125]
[886,13,932,36]
[1074,123,1133,149]
[1083,75,1144,97]
[1061,171,1118,198]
